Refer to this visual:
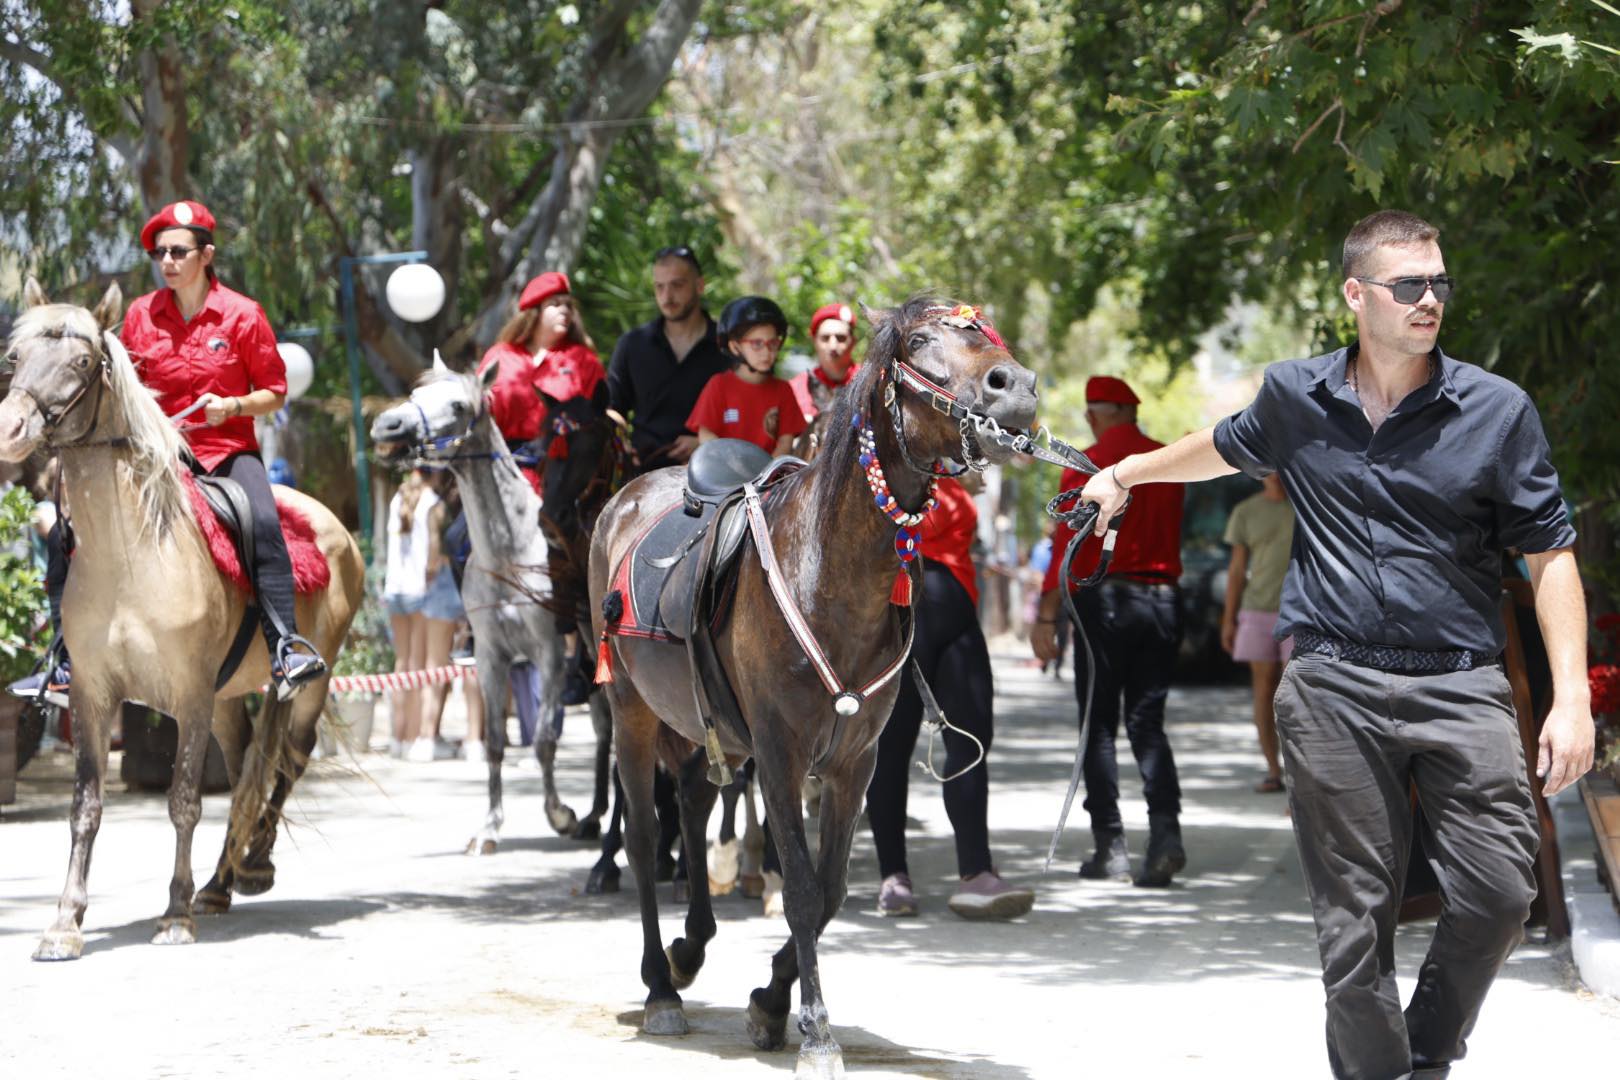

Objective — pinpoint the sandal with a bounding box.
[1254,775,1285,794]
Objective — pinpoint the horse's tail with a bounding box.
[224,691,301,882]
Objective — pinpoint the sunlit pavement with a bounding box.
[4,654,1617,1078]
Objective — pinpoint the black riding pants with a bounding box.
[213,452,302,650]
[1069,579,1183,835]
[866,563,995,880]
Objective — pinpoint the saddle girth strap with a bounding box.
[741,483,913,716]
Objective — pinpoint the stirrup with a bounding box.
[271,635,327,701]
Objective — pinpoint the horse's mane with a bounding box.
[12,304,188,535]
[809,295,955,513]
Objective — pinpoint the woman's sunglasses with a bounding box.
[1357,275,1455,304]
[148,245,199,262]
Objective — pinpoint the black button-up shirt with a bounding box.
[605,314,729,459]
[1213,345,1575,654]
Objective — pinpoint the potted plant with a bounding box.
[0,485,53,800]
[321,555,395,757]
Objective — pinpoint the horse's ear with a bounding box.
[91,283,123,331]
[858,301,892,328]
[534,387,558,412]
[23,278,49,309]
[479,359,499,392]
[431,348,450,375]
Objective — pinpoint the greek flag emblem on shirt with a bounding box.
[723,407,740,424]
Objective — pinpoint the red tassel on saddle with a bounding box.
[890,568,912,607]
[595,636,614,684]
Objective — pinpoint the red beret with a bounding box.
[1085,375,1140,406]
[519,271,571,311]
[140,200,216,251]
[809,303,857,337]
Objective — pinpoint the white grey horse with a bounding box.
[370,356,610,852]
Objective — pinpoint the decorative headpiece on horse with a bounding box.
[923,304,1007,350]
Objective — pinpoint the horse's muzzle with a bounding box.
[0,393,44,462]
[975,365,1039,463]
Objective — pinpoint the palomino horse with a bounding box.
[589,297,1037,1076]
[0,281,363,960]
[369,358,611,850]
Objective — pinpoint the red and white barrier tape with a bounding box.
[328,664,471,694]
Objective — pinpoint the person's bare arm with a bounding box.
[1079,426,1238,535]
[1221,545,1249,655]
[198,388,285,426]
[694,429,717,447]
[1524,547,1595,796]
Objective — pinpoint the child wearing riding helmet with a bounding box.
[118,199,324,698]
[686,296,807,455]
[476,271,606,492]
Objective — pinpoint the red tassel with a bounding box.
[547,437,569,460]
[594,636,614,684]
[890,568,912,607]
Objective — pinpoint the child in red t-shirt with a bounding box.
[686,296,807,455]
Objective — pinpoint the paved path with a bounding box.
[4,656,1618,1078]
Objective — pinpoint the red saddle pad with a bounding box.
[182,472,332,595]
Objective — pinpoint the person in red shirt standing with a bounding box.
[1031,375,1188,887]
[475,270,606,705]
[686,297,807,455]
[475,271,605,493]
[865,477,1036,920]
[121,199,325,696]
[788,302,860,425]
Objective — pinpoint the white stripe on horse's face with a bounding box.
[409,377,475,441]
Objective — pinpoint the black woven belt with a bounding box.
[1292,631,1500,675]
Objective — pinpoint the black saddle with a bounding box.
[682,438,805,515]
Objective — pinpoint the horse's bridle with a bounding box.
[4,326,117,449]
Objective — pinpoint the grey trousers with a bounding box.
[1274,655,1539,1080]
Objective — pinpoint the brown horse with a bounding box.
[0,281,363,960]
[588,297,1037,1076]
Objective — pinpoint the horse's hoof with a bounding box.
[575,818,601,842]
[642,998,689,1036]
[708,838,739,893]
[33,930,84,962]
[665,942,700,991]
[739,873,765,899]
[547,805,579,837]
[586,865,620,895]
[195,886,232,915]
[672,878,691,905]
[152,918,197,946]
[746,996,787,1051]
[466,837,498,856]
[232,863,276,897]
[795,1044,846,1080]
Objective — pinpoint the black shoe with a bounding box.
[1078,831,1132,881]
[271,651,327,700]
[1134,813,1186,888]
[560,648,593,706]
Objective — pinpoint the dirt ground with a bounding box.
[4,655,1618,1078]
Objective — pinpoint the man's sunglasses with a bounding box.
[1356,275,1455,304]
[148,245,200,261]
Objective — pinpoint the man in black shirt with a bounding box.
[605,246,729,471]
[1077,210,1593,1079]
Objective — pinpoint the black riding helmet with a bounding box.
[717,296,789,356]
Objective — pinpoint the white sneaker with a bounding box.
[462,738,487,764]
[406,738,437,763]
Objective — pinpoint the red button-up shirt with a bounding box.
[1043,422,1184,593]
[121,279,287,472]
[477,340,606,494]
[920,476,980,605]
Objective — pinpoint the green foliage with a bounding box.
[332,538,394,682]
[0,487,49,686]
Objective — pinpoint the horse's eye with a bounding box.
[906,333,929,353]
[450,400,467,414]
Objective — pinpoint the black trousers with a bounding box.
[866,564,995,880]
[1276,655,1538,1079]
[213,452,302,649]
[1068,579,1183,834]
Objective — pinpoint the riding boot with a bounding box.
[1078,829,1132,881]
[1134,812,1186,888]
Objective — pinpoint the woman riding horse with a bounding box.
[16,200,326,704]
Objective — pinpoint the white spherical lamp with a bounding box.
[385,262,446,323]
[277,342,315,401]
